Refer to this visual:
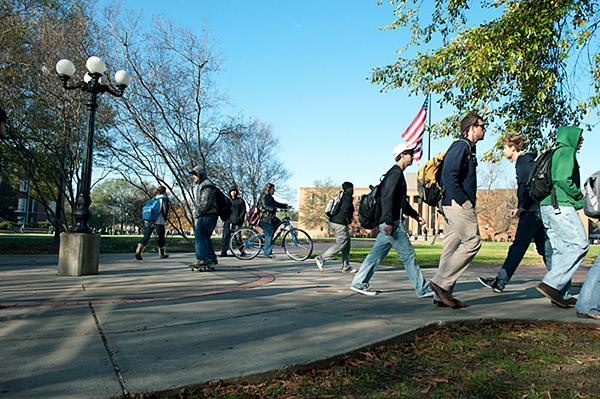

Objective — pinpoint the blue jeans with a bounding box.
[540,205,589,298]
[351,221,429,297]
[195,214,218,263]
[139,222,166,247]
[495,210,552,290]
[261,220,277,256]
[575,252,600,315]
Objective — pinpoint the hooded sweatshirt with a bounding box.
[191,165,218,218]
[540,126,584,209]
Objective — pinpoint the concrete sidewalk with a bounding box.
[0,251,597,399]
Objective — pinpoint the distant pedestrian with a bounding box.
[188,166,219,270]
[257,183,292,258]
[478,134,552,293]
[315,181,356,273]
[135,186,170,260]
[428,114,485,308]
[220,187,246,257]
[536,126,589,308]
[349,142,432,298]
[20,224,25,234]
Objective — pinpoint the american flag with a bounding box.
[402,96,429,162]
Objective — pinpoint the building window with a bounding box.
[30,200,36,213]
[19,180,29,192]
[49,201,57,212]
[17,198,27,212]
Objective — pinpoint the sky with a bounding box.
[109,0,599,205]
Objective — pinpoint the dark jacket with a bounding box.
[229,197,247,226]
[515,151,537,211]
[441,138,477,206]
[329,191,354,226]
[258,193,287,224]
[379,165,419,225]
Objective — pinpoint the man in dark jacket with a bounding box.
[429,114,485,308]
[189,166,219,270]
[315,181,356,273]
[478,134,552,293]
[220,187,246,257]
[349,142,431,297]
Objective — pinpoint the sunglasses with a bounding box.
[473,124,486,129]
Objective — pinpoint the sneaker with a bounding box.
[350,285,378,296]
[211,259,219,265]
[536,282,570,308]
[418,290,435,299]
[203,265,215,271]
[315,258,324,272]
[188,260,208,268]
[341,266,357,273]
[576,311,600,320]
[551,297,577,308]
[478,276,504,293]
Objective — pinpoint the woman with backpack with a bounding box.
[257,183,291,258]
[136,186,170,260]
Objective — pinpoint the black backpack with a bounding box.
[527,148,559,211]
[211,186,232,221]
[358,184,382,229]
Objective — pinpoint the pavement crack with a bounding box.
[89,302,130,398]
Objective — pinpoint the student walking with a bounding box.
[536,126,589,308]
[315,182,356,273]
[257,183,291,258]
[189,166,219,270]
[135,186,170,260]
[220,187,246,257]
[349,142,431,297]
[478,134,552,293]
[428,114,485,308]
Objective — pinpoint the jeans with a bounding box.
[495,210,552,290]
[317,222,351,267]
[221,221,240,254]
[195,214,218,263]
[351,221,429,297]
[540,205,589,298]
[261,221,276,256]
[139,222,166,247]
[575,252,600,315]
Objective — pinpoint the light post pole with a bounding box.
[55,56,130,276]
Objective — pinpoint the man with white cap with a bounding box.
[350,141,432,297]
[428,113,485,308]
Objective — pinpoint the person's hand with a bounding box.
[509,208,518,218]
[417,216,426,226]
[515,207,526,219]
[383,224,394,235]
[288,205,293,209]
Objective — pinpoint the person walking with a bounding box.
[257,183,291,258]
[536,126,589,308]
[135,186,170,260]
[478,134,552,292]
[189,166,219,270]
[220,187,246,257]
[315,181,356,273]
[349,142,432,298]
[428,114,485,308]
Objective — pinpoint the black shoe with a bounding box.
[536,282,570,308]
[576,311,600,320]
[478,276,503,293]
[551,297,576,308]
[211,259,219,265]
[219,253,228,257]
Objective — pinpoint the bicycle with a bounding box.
[229,211,313,261]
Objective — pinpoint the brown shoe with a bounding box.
[576,311,600,320]
[135,244,144,260]
[159,247,169,259]
[536,282,570,308]
[429,281,456,308]
[451,297,468,308]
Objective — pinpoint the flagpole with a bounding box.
[426,93,433,242]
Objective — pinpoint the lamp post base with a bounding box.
[58,232,100,276]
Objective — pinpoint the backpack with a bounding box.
[583,170,600,218]
[358,184,382,229]
[142,198,161,221]
[324,192,343,218]
[417,138,471,207]
[213,186,232,221]
[247,205,261,226]
[527,148,560,212]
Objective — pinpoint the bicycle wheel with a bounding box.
[229,227,263,260]
[282,228,313,261]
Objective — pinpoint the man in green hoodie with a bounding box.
[536,126,589,308]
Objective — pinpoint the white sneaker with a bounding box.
[350,285,378,296]
[341,266,357,273]
[315,258,324,272]
[418,290,435,298]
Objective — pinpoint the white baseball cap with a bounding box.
[393,142,417,159]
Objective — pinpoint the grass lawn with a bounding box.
[145,321,600,399]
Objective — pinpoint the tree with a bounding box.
[371,0,600,156]
[299,178,340,237]
[90,178,148,232]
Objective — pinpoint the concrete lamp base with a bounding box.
[57,232,100,276]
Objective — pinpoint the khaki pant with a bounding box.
[431,200,482,292]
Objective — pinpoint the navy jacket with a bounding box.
[329,191,354,226]
[515,151,537,211]
[441,138,477,206]
[379,165,419,225]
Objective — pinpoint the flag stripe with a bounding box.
[402,96,428,162]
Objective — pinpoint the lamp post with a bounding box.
[55,56,130,275]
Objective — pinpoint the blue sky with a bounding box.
[115,0,598,204]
